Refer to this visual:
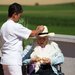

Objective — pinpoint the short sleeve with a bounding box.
[13,23,32,39]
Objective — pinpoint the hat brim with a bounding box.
[30,32,55,38]
[39,32,55,37]
[39,34,49,37]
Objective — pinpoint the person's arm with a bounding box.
[49,42,64,65]
[51,42,64,64]
[13,24,44,39]
[30,47,41,63]
[50,52,64,65]
[42,42,64,65]
[41,52,64,65]
[30,57,41,63]
[23,56,41,64]
[30,25,44,37]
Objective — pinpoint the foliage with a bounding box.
[0,3,75,35]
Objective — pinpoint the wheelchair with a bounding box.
[22,44,64,75]
[53,63,64,75]
[22,63,64,75]
[0,57,4,75]
[0,63,64,75]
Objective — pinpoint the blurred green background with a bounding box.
[0,3,75,46]
[0,3,75,35]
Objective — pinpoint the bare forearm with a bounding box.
[30,25,44,37]
[30,30,41,37]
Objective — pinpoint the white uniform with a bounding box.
[0,19,32,75]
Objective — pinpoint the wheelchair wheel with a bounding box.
[59,73,64,75]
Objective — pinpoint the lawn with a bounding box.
[0,3,75,35]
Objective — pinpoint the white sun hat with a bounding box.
[38,26,55,37]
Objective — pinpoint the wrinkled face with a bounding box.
[36,36,48,47]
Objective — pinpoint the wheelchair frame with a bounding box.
[22,63,64,75]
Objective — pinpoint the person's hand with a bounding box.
[36,57,41,62]
[42,57,51,64]
[36,25,44,33]
[31,57,41,63]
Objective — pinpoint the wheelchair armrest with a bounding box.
[53,63,64,75]
[54,63,63,70]
[0,57,1,64]
[22,64,28,75]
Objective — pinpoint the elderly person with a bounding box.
[22,26,64,75]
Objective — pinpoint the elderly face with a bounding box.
[36,36,48,47]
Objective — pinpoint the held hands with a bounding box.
[41,57,51,64]
[31,57,41,63]
[31,57,51,64]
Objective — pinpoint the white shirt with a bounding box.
[30,42,61,60]
[30,42,62,72]
[0,19,32,65]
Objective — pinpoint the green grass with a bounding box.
[0,14,7,27]
[0,3,75,36]
[22,3,75,11]
[25,24,75,35]
[23,24,75,46]
[0,3,75,11]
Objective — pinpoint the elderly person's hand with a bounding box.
[30,57,41,63]
[42,57,51,64]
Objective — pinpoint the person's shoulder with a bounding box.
[5,19,15,27]
[16,23,22,26]
[50,41,58,46]
[1,20,8,29]
[34,45,39,49]
[34,45,40,50]
[7,19,14,24]
[2,20,8,25]
[16,23,27,29]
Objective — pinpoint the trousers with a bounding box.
[30,64,57,75]
[3,65,22,75]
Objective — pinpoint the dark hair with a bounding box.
[8,3,23,17]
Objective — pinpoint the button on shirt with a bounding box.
[0,19,32,65]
